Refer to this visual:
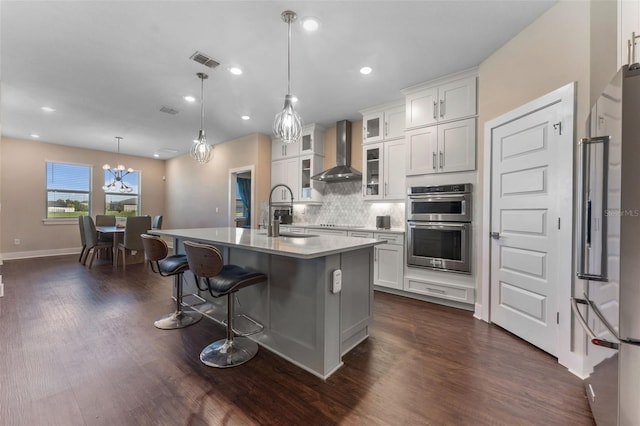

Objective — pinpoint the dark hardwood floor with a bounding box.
[0,255,594,426]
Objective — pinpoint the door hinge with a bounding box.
[557,312,560,324]
[553,121,562,135]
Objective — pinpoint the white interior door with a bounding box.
[490,102,563,356]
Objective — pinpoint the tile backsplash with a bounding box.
[291,181,405,228]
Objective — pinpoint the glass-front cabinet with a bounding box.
[298,154,324,202]
[363,143,383,200]
[363,112,384,143]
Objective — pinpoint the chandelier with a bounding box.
[273,10,303,145]
[102,136,134,193]
[191,72,213,164]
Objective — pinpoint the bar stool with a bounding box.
[141,234,202,330]
[183,240,266,368]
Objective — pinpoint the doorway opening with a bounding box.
[229,166,254,229]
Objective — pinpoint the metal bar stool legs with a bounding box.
[200,291,259,368]
[154,272,202,330]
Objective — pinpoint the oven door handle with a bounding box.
[408,193,469,200]
[408,221,469,229]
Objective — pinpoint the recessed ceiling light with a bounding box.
[153,153,160,158]
[31,134,40,138]
[229,67,243,75]
[41,106,56,112]
[302,17,319,31]
[183,95,196,102]
[241,115,250,120]
[360,67,372,75]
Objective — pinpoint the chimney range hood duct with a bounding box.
[311,120,362,182]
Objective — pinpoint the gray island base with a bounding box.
[151,227,383,379]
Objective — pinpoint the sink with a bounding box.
[279,232,318,238]
[256,231,318,238]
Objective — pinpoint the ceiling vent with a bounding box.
[160,105,180,115]
[190,51,220,69]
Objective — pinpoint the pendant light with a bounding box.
[273,10,303,145]
[102,137,134,193]
[191,72,213,164]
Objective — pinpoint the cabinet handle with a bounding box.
[432,152,437,170]
[439,151,444,169]
[362,184,366,197]
[440,100,445,118]
[363,126,367,140]
[433,101,437,120]
[385,182,388,196]
[384,121,388,137]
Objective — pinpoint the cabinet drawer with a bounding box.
[349,231,374,238]
[405,278,474,304]
[374,233,404,245]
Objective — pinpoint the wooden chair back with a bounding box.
[183,241,224,279]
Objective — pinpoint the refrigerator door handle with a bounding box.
[570,297,619,350]
[577,136,610,281]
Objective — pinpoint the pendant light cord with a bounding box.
[287,17,291,95]
[200,75,205,130]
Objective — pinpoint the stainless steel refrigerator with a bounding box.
[572,66,640,425]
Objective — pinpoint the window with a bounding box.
[46,162,91,219]
[104,170,140,216]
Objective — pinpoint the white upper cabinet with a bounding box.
[362,139,406,200]
[403,71,477,130]
[271,157,299,202]
[361,102,405,144]
[300,124,325,156]
[298,154,324,202]
[406,118,476,175]
[272,137,300,160]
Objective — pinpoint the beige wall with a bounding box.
[0,137,166,255]
[165,133,271,230]
[323,119,363,171]
[477,0,617,307]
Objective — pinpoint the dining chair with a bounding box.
[152,215,163,230]
[115,215,152,270]
[95,214,116,226]
[82,216,113,269]
[78,216,88,264]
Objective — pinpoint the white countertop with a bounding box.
[152,227,384,260]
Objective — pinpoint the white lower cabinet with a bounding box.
[348,231,404,290]
[404,278,475,305]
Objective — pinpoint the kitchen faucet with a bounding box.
[268,184,294,236]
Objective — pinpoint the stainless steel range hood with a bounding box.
[311,120,362,182]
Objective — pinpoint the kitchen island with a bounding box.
[151,227,383,379]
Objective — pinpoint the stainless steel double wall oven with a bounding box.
[407,183,472,273]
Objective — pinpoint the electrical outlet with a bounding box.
[13,239,20,245]
[332,269,342,294]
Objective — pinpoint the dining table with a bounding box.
[96,225,124,266]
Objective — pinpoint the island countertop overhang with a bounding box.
[151,227,384,260]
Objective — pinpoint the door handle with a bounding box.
[490,232,500,239]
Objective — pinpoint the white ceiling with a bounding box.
[1,1,556,160]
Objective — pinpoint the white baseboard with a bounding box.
[1,247,80,261]
[473,302,486,321]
